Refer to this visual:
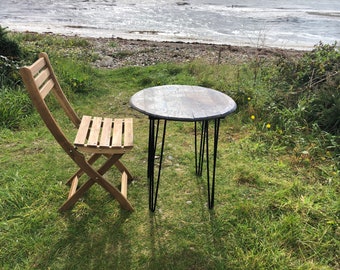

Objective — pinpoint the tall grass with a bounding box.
[0,32,339,269]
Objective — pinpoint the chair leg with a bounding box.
[59,178,96,212]
[114,160,133,180]
[103,154,133,181]
[60,154,134,212]
[68,175,79,198]
[68,154,133,185]
[66,154,101,185]
[121,172,128,198]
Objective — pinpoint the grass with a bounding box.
[0,33,339,269]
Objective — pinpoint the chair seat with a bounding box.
[74,115,133,154]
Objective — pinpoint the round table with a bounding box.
[130,85,237,211]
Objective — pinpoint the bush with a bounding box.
[0,55,21,88]
[0,26,21,58]
[266,42,340,135]
[0,26,23,88]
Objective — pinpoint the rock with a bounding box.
[96,55,114,67]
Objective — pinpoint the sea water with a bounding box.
[1,0,339,49]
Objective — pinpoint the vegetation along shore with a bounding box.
[1,28,339,269]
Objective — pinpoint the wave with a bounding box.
[1,0,339,50]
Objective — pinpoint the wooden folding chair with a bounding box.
[20,52,134,212]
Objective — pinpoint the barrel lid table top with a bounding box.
[129,85,237,121]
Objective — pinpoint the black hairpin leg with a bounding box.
[195,121,205,176]
[195,119,221,209]
[148,118,167,212]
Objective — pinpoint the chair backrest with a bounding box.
[20,52,81,154]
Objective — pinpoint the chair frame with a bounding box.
[20,52,134,212]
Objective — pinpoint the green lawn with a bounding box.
[0,33,338,269]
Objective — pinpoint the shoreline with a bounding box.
[86,35,307,69]
[17,31,307,68]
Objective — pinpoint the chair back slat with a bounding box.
[40,53,81,128]
[35,67,51,91]
[40,78,55,99]
[30,57,46,75]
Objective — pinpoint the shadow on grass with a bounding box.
[146,195,233,270]
[148,212,214,270]
[37,207,133,269]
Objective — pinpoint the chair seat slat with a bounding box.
[74,115,92,145]
[87,117,102,147]
[112,119,123,147]
[123,118,133,147]
[100,118,113,147]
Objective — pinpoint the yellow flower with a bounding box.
[250,115,255,120]
[248,97,251,101]
[266,123,271,129]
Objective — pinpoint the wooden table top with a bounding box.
[129,85,237,121]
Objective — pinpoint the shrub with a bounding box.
[0,26,23,88]
[266,42,340,135]
[0,26,21,58]
[0,55,21,88]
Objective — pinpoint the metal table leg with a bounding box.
[149,118,220,211]
[195,119,221,209]
[148,118,167,212]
